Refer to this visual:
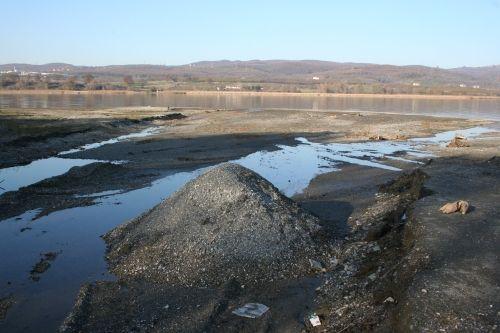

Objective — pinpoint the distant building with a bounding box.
[224,85,242,91]
[412,82,421,87]
[472,85,480,89]
[312,76,320,81]
[459,84,467,88]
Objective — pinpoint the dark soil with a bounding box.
[0,112,187,169]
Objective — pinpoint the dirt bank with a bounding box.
[297,136,500,331]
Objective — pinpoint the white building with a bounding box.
[224,85,242,90]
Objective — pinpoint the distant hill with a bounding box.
[1,60,499,88]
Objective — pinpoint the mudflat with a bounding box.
[0,105,498,332]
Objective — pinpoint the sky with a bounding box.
[1,0,499,68]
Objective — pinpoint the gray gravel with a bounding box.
[104,163,324,288]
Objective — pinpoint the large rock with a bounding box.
[104,163,323,287]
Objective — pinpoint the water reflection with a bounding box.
[1,93,499,120]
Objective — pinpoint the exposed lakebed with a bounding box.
[0,125,496,332]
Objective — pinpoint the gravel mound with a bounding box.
[104,163,323,287]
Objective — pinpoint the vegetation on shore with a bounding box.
[1,60,499,97]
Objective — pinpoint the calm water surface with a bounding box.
[1,93,499,120]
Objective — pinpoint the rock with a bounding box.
[446,136,469,148]
[232,303,269,318]
[104,163,323,288]
[458,200,470,214]
[384,297,395,303]
[439,200,470,214]
[330,257,339,267]
[369,135,388,141]
[439,201,459,214]
[309,259,323,271]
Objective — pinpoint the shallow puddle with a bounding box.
[0,157,103,194]
[235,138,414,196]
[58,126,160,155]
[0,126,160,194]
[410,126,493,144]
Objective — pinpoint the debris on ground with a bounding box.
[383,297,395,303]
[369,134,408,141]
[439,200,470,214]
[369,135,388,141]
[232,303,269,318]
[309,313,321,327]
[447,135,469,148]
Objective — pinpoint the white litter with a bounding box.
[232,303,269,318]
[309,313,321,327]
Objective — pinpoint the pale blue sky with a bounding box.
[1,0,499,67]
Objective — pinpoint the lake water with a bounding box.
[1,93,500,120]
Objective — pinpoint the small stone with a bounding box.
[368,273,377,281]
[330,257,339,267]
[421,289,428,294]
[383,297,395,303]
[309,259,323,271]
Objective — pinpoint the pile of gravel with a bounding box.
[104,163,323,287]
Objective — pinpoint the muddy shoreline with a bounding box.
[2,89,500,100]
[0,106,498,332]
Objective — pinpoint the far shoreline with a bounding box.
[1,89,500,100]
